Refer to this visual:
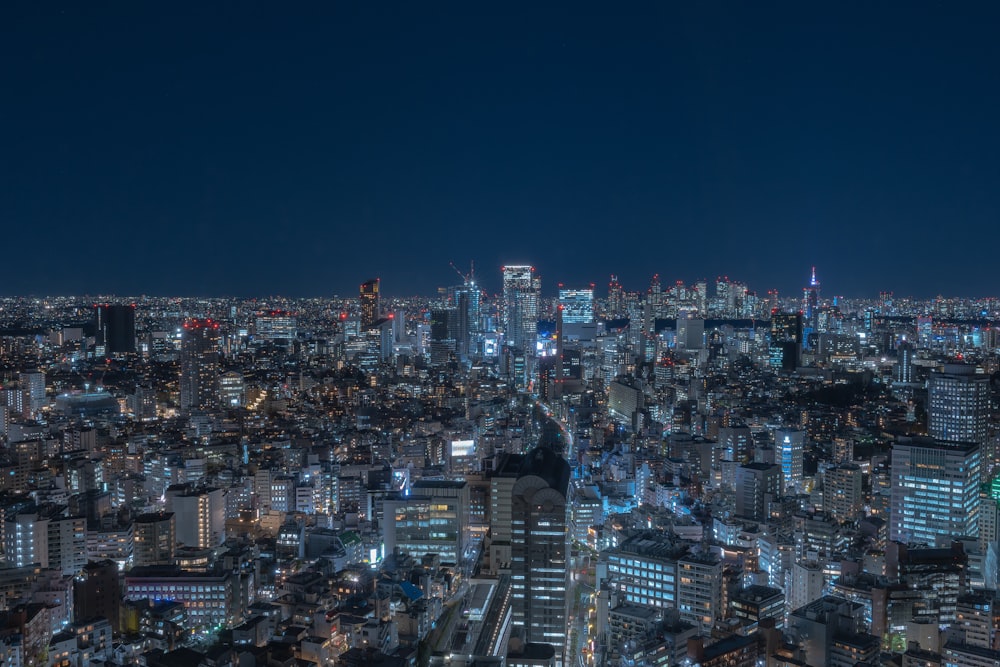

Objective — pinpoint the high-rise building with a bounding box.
[170,488,226,549]
[890,438,980,545]
[558,288,594,324]
[928,364,990,446]
[599,532,722,632]
[133,512,176,567]
[429,308,457,366]
[676,553,723,632]
[769,312,802,370]
[360,279,380,330]
[802,267,820,326]
[607,275,624,318]
[384,480,468,563]
[511,447,570,663]
[676,314,705,350]
[94,304,137,354]
[776,428,805,494]
[48,514,86,575]
[254,310,297,340]
[74,560,121,630]
[179,319,220,413]
[444,283,478,360]
[895,339,915,383]
[735,463,781,521]
[823,463,863,521]
[4,512,48,567]
[487,453,524,575]
[19,370,45,415]
[219,371,246,408]
[502,265,540,354]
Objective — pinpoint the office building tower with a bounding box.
[133,513,176,567]
[928,364,990,446]
[769,312,802,370]
[502,265,540,354]
[360,279,380,330]
[384,480,468,563]
[452,287,472,359]
[601,532,687,611]
[429,308,457,366]
[254,310,297,340]
[776,428,805,493]
[487,453,524,575]
[896,339,915,383]
[558,288,594,324]
[599,532,721,632]
[676,313,705,350]
[443,281,478,360]
[511,447,570,663]
[890,438,980,545]
[94,304,137,354]
[219,371,246,408]
[179,319,220,413]
[607,275,624,318]
[735,463,781,521]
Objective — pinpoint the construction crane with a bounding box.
[449,260,476,287]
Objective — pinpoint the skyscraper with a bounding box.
[360,278,380,330]
[769,311,803,370]
[502,265,540,354]
[94,304,137,354]
[802,266,820,326]
[179,318,220,413]
[896,339,915,383]
[889,438,980,545]
[429,308,456,366]
[559,288,594,324]
[928,363,990,446]
[511,446,570,663]
[776,427,805,493]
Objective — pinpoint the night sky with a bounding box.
[4,3,1000,299]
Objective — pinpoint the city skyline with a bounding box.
[5,4,1000,298]
[3,263,1000,302]
[5,3,1000,666]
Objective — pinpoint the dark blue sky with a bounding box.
[3,3,999,298]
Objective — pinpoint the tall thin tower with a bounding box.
[502,265,540,354]
[360,279,380,329]
[179,318,220,413]
[802,266,820,326]
[510,446,571,664]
